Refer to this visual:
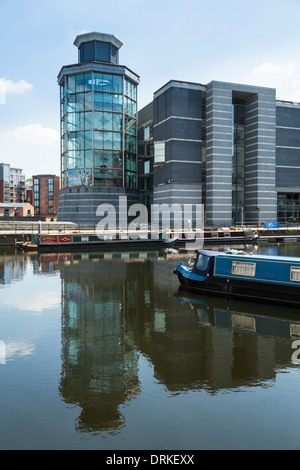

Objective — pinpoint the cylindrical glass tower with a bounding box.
[57,32,139,224]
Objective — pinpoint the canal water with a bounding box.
[1,242,300,450]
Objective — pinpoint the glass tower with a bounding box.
[232,102,245,224]
[57,33,139,223]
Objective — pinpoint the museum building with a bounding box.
[57,32,139,224]
[57,32,300,226]
[138,80,300,226]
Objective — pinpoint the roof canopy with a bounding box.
[73,32,123,50]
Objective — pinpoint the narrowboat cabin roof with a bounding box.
[174,250,300,305]
[195,250,300,287]
[197,250,300,264]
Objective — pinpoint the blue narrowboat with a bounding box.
[173,250,300,305]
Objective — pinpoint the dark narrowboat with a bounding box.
[173,250,300,306]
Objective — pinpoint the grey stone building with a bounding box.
[138,79,300,226]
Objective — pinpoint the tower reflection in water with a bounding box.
[32,250,300,435]
[59,253,142,435]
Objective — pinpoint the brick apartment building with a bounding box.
[25,180,33,205]
[32,174,60,217]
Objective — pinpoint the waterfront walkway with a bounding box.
[0,221,300,246]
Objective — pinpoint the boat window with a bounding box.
[232,261,256,277]
[291,266,300,282]
[196,254,210,272]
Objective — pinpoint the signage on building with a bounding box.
[263,222,279,229]
[68,169,92,187]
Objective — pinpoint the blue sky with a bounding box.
[1,0,300,178]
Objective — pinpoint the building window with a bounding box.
[232,261,256,277]
[144,160,150,174]
[291,266,300,282]
[154,142,165,163]
[144,126,150,141]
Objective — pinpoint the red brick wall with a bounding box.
[25,188,33,205]
[0,203,34,217]
[33,175,60,217]
[53,177,60,214]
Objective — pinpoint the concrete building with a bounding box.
[32,174,60,218]
[57,32,139,224]
[0,164,26,205]
[138,80,300,226]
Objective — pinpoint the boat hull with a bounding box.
[174,268,300,306]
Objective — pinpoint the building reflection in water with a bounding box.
[0,251,27,285]
[26,250,300,434]
[59,252,142,435]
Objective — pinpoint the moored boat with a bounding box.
[173,249,300,306]
[20,242,38,252]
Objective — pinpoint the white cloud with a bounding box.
[0,78,33,94]
[0,78,33,104]
[0,123,60,177]
[290,79,300,102]
[253,62,295,76]
[2,123,59,145]
[247,60,300,103]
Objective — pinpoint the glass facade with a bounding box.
[79,40,119,64]
[154,142,165,163]
[1,164,10,203]
[232,103,245,224]
[60,71,137,189]
[278,193,300,222]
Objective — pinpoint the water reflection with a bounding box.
[0,251,27,285]
[59,252,143,435]
[43,248,298,435]
[1,246,300,440]
[175,292,300,390]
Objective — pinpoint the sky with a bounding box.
[1,0,300,179]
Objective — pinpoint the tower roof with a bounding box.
[73,32,123,50]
